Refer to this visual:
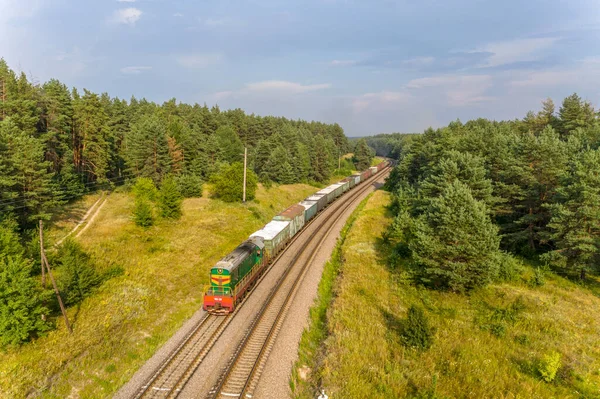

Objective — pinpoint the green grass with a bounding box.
[371,156,385,166]
[292,190,600,399]
[0,182,319,398]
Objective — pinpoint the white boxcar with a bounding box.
[250,220,290,259]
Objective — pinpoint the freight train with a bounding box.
[203,161,388,314]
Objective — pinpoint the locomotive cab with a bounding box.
[203,265,234,314]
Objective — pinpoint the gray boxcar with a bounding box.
[273,204,305,239]
[249,220,290,259]
[338,180,350,193]
[306,194,328,212]
[299,200,318,222]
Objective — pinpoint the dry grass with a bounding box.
[0,182,318,398]
[293,190,600,399]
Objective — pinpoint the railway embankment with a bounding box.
[291,190,600,398]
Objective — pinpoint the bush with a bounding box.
[57,239,101,306]
[159,177,183,219]
[133,198,154,227]
[539,351,561,382]
[176,174,203,198]
[400,305,435,350]
[211,162,258,202]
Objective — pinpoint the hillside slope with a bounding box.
[293,190,600,399]
[0,183,320,398]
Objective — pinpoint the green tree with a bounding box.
[215,125,243,164]
[0,255,51,347]
[558,93,596,136]
[133,198,154,227]
[126,116,171,183]
[266,146,296,184]
[212,162,258,202]
[176,174,203,198]
[352,138,374,171]
[57,239,101,306]
[542,149,600,280]
[410,180,502,291]
[159,176,183,219]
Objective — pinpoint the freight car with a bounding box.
[203,159,389,314]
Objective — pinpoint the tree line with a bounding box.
[0,58,349,231]
[385,94,600,292]
[0,58,354,347]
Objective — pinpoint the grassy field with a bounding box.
[292,190,600,399]
[0,182,320,398]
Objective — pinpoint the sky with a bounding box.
[1,0,599,136]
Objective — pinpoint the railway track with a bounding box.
[207,166,390,399]
[131,166,388,399]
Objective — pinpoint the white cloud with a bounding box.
[173,13,184,17]
[244,80,331,94]
[478,37,558,67]
[110,8,142,25]
[406,74,494,106]
[120,66,152,74]
[509,57,600,89]
[352,91,412,112]
[176,53,223,68]
[330,60,356,67]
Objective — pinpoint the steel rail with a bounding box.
[207,166,390,399]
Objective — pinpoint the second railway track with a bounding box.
[207,166,390,399]
[131,165,389,399]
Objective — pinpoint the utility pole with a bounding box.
[39,220,45,286]
[242,147,247,203]
[39,220,73,334]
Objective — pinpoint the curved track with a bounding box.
[130,166,388,399]
[207,166,390,399]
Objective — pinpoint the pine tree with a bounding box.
[126,115,171,183]
[410,180,501,291]
[542,148,600,280]
[159,176,183,219]
[419,150,495,210]
[57,239,101,306]
[352,138,374,171]
[214,125,243,163]
[176,174,203,198]
[133,198,154,228]
[558,93,596,136]
[0,254,51,347]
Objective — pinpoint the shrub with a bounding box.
[132,177,158,201]
[530,267,546,287]
[133,198,154,227]
[159,177,183,219]
[57,239,101,306]
[400,305,435,350]
[176,174,203,198]
[539,351,561,382]
[211,162,258,202]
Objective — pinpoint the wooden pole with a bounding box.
[39,221,73,334]
[243,147,247,203]
[39,220,45,286]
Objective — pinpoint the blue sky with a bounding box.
[1,0,599,136]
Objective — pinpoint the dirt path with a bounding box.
[55,193,108,245]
